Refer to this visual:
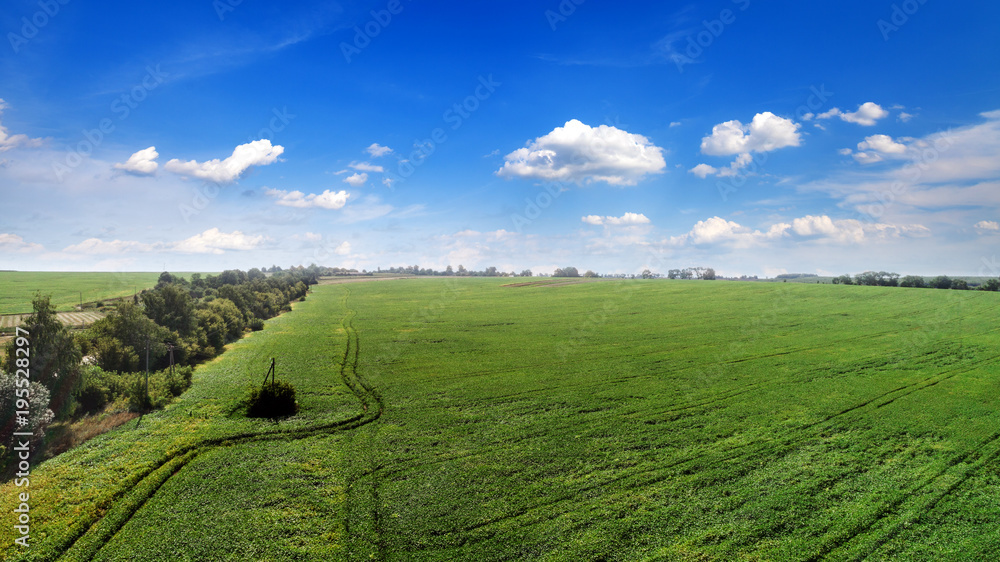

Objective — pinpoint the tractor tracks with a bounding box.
[42,287,381,562]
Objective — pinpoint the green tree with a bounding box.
[899,275,927,288]
[931,275,953,289]
[2,293,81,417]
[84,302,174,373]
[979,278,1000,291]
[553,267,580,278]
[142,283,196,336]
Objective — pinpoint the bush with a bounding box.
[74,365,114,415]
[247,380,299,418]
[164,366,193,397]
[124,366,194,412]
[248,318,265,332]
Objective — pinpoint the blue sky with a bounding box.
[1,0,999,276]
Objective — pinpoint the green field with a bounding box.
[0,272,209,315]
[3,279,1000,560]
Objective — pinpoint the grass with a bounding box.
[2,279,999,560]
[0,272,208,315]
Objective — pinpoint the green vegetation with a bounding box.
[0,269,314,475]
[246,380,299,418]
[2,279,999,560]
[0,272,204,315]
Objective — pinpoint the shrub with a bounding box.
[74,365,114,415]
[164,366,193,397]
[124,366,193,412]
[248,318,265,332]
[247,380,299,418]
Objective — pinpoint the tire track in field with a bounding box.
[443,356,996,543]
[806,431,1000,561]
[45,287,381,562]
[852,436,1000,560]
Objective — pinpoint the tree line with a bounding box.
[0,269,316,466]
[832,271,999,291]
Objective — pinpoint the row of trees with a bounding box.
[666,267,716,280]
[833,271,999,291]
[1,269,316,461]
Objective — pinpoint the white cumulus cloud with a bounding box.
[669,215,928,248]
[164,139,284,183]
[63,238,155,254]
[114,146,159,175]
[700,112,801,156]
[496,119,666,186]
[846,134,909,164]
[172,228,269,254]
[858,134,907,154]
[581,212,650,226]
[0,99,44,152]
[690,153,753,178]
[0,233,44,253]
[366,143,393,157]
[343,172,368,187]
[349,161,384,173]
[975,220,1000,233]
[265,188,350,210]
[689,163,718,179]
[817,102,889,126]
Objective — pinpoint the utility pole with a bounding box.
[168,343,175,377]
[145,336,150,407]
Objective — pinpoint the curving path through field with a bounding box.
[41,288,381,562]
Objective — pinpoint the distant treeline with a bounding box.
[832,271,999,291]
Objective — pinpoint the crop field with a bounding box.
[0,272,205,315]
[0,312,105,331]
[2,279,1000,560]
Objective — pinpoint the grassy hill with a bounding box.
[2,279,999,560]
